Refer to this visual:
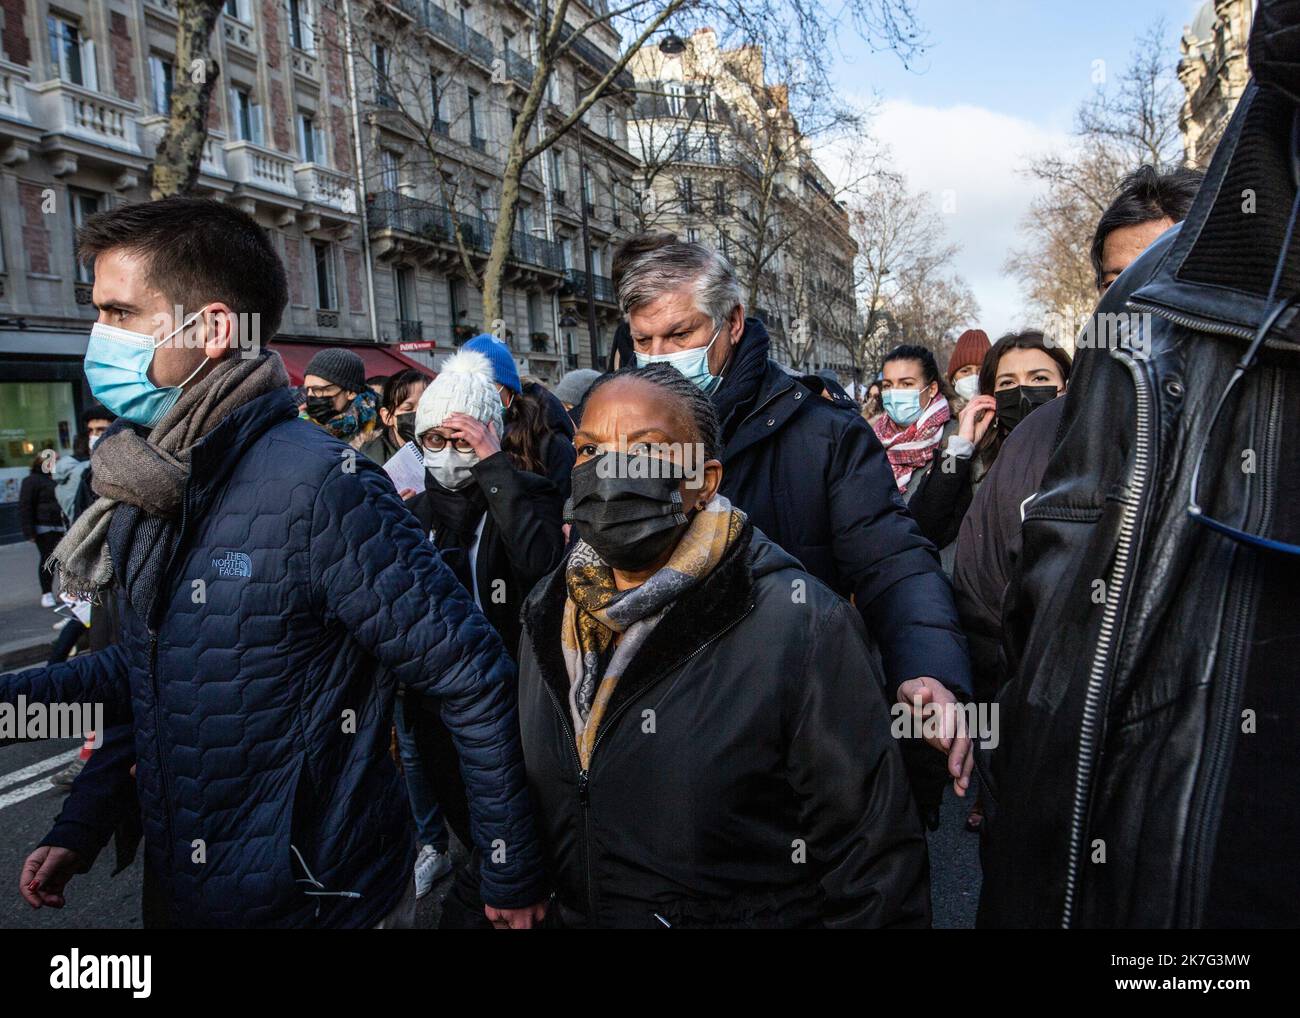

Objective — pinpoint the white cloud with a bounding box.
[819,99,1073,337]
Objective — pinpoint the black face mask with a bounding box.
[995,385,1058,434]
[396,411,418,447]
[305,395,339,425]
[564,451,691,571]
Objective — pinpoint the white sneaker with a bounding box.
[413,844,452,899]
[40,593,56,608]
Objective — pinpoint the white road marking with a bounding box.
[0,748,81,810]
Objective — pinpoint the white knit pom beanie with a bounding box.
[414,349,504,440]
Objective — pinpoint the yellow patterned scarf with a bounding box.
[562,494,746,768]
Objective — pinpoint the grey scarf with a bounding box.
[49,352,290,601]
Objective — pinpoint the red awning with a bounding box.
[268,339,436,386]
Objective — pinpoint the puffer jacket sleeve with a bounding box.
[788,596,931,928]
[827,417,973,697]
[41,722,139,873]
[0,645,132,724]
[308,458,548,910]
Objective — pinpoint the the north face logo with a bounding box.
[213,551,252,578]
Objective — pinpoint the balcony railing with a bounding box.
[564,268,616,304]
[369,190,563,271]
[397,319,424,341]
[294,163,356,213]
[0,60,31,124]
[505,49,535,88]
[400,0,496,68]
[470,135,487,154]
[224,139,296,194]
[29,80,140,153]
[557,24,634,92]
[139,116,226,176]
[511,230,564,270]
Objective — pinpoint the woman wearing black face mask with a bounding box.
[907,331,1071,561]
[360,368,429,465]
[907,329,1070,835]
[516,363,928,929]
[398,348,566,927]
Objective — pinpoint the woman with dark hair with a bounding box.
[909,330,1069,834]
[902,332,1072,559]
[402,347,567,926]
[862,380,884,425]
[873,344,956,507]
[361,368,429,464]
[516,363,928,928]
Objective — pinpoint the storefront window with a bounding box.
[0,381,76,507]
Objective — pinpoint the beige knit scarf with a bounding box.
[48,351,290,601]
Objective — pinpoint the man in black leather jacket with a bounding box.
[980,3,1300,928]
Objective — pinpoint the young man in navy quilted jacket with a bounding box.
[0,198,548,929]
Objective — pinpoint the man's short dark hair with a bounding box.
[1090,165,1204,286]
[76,196,290,341]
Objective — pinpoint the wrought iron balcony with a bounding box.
[397,319,424,341]
[369,190,562,271]
[564,268,616,304]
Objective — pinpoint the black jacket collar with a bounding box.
[1129,82,1300,360]
[521,522,756,732]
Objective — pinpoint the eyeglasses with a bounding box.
[304,384,342,398]
[421,434,475,454]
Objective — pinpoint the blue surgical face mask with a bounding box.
[84,307,210,427]
[881,388,925,426]
[634,323,725,394]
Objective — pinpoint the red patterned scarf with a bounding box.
[872,394,952,491]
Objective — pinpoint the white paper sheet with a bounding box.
[383,441,426,495]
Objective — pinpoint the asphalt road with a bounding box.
[0,730,980,930]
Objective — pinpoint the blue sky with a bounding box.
[820,0,1207,334]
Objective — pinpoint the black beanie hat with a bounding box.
[305,348,366,394]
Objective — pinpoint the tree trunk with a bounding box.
[151,0,224,199]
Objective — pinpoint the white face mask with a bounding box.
[954,375,981,401]
[424,446,479,490]
[89,434,102,451]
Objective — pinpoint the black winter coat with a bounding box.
[19,469,64,538]
[712,321,971,696]
[405,451,565,660]
[952,397,1063,700]
[980,79,1300,928]
[517,525,930,928]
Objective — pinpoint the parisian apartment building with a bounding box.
[0,0,640,539]
[626,27,859,375]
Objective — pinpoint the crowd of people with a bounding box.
[3,5,1297,929]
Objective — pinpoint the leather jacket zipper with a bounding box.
[1126,299,1258,341]
[1060,349,1154,928]
[538,600,755,925]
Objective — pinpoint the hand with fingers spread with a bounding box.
[20,846,81,909]
[442,413,501,460]
[897,676,974,797]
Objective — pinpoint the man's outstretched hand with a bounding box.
[897,676,975,797]
[20,846,81,909]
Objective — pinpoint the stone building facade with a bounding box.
[0,0,640,539]
[626,27,858,376]
[1178,0,1254,169]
